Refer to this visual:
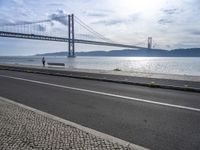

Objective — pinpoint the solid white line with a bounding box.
[0,96,149,150]
[0,74,200,112]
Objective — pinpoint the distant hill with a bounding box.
[35,48,200,57]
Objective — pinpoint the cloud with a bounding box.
[187,29,200,35]
[92,13,139,26]
[84,9,113,18]
[162,8,179,15]
[158,18,173,25]
[1,0,200,53]
[93,19,124,25]
[87,13,108,17]
[157,8,182,25]
[48,10,68,26]
[47,3,64,7]
[0,0,35,26]
[12,0,24,5]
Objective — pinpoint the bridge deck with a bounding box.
[0,31,145,49]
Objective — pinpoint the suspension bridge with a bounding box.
[0,14,150,57]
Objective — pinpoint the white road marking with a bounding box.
[0,74,200,112]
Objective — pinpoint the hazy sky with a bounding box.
[0,0,200,55]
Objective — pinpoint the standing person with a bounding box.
[42,57,46,67]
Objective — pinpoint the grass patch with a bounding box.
[148,81,158,88]
[113,68,121,71]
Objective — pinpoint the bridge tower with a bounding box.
[148,37,152,49]
[68,14,75,57]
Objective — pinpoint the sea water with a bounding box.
[0,56,199,76]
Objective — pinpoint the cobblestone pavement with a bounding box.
[0,99,133,150]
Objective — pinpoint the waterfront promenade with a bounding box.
[0,64,200,92]
[0,65,200,150]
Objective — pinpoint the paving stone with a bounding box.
[0,100,132,150]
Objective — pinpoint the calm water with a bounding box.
[0,56,199,76]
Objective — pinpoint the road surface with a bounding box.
[0,69,199,150]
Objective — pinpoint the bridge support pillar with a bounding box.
[68,14,75,57]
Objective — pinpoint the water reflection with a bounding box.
[0,56,199,76]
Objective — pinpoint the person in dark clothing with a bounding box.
[42,57,46,67]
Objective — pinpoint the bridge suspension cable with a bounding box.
[74,16,114,43]
[0,14,116,44]
[0,15,70,27]
[0,14,147,57]
[0,15,70,38]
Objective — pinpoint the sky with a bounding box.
[0,0,200,56]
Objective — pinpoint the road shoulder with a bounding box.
[0,96,148,150]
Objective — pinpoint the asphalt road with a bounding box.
[0,69,199,150]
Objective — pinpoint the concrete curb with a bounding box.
[0,65,199,93]
[0,96,149,150]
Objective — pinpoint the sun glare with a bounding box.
[109,0,167,14]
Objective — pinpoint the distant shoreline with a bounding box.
[35,48,200,57]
